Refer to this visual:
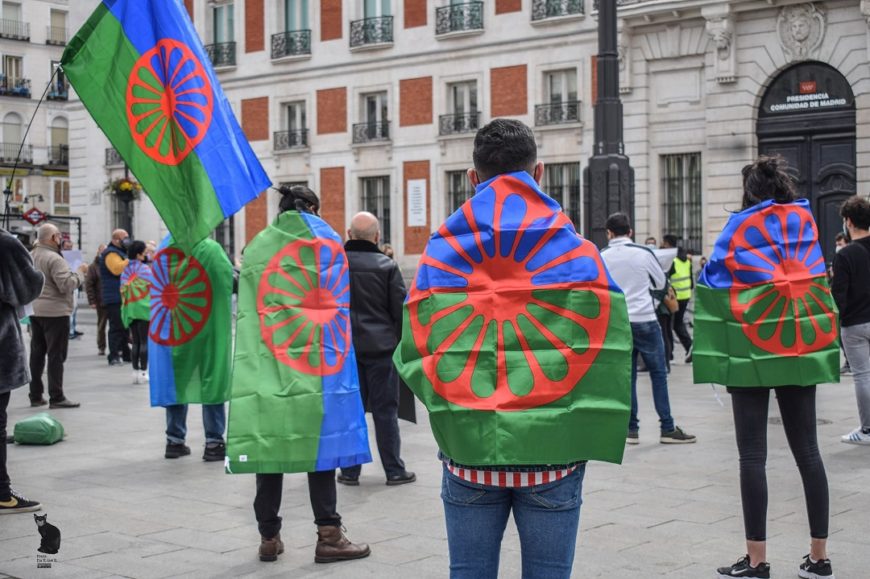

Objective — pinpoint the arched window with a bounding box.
[1,112,22,162]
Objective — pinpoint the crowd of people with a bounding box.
[0,118,867,579]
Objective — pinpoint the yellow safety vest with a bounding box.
[670,257,693,301]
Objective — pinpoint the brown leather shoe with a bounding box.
[258,533,284,562]
[30,399,47,407]
[314,525,371,563]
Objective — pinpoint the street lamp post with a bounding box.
[583,0,635,248]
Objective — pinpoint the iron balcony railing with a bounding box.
[105,147,124,166]
[0,77,31,99]
[350,16,393,48]
[439,112,480,136]
[273,129,308,150]
[48,145,69,166]
[205,41,236,68]
[47,79,69,101]
[435,2,484,35]
[0,143,33,164]
[271,29,311,59]
[0,19,29,40]
[352,121,390,144]
[535,101,582,126]
[46,25,67,45]
[532,0,584,20]
[592,0,648,10]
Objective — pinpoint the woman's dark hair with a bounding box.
[741,155,796,210]
[277,185,320,215]
[840,195,870,231]
[128,240,147,259]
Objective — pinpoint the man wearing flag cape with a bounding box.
[393,119,632,578]
[226,185,372,564]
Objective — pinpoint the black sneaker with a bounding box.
[799,554,834,579]
[386,471,416,486]
[336,474,359,486]
[0,491,42,515]
[626,431,639,445]
[717,555,770,578]
[165,442,191,459]
[203,442,225,462]
[685,345,693,363]
[108,358,124,366]
[660,426,697,444]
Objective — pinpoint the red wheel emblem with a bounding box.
[726,206,837,355]
[126,39,213,166]
[121,261,151,304]
[408,176,612,411]
[150,248,212,346]
[258,239,351,375]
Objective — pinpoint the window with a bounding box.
[50,117,68,164]
[1,111,21,160]
[275,102,307,149]
[449,81,477,116]
[212,3,234,43]
[7,177,23,204]
[364,92,388,125]
[543,163,581,227]
[212,216,236,260]
[48,10,66,44]
[363,0,390,18]
[284,0,309,30]
[446,170,474,214]
[354,92,389,142]
[3,54,22,82]
[546,69,577,104]
[661,153,702,254]
[360,176,390,244]
[53,180,69,215]
[286,102,306,133]
[113,194,135,238]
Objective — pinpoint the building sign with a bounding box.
[407,179,427,227]
[22,207,47,226]
[760,62,854,117]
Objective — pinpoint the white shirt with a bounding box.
[600,237,666,323]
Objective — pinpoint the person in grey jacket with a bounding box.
[0,227,44,514]
[29,224,87,409]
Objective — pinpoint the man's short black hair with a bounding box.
[841,195,870,231]
[606,212,631,237]
[472,119,537,181]
[835,232,847,242]
[662,234,679,248]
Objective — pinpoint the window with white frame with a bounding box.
[360,176,390,244]
[449,81,477,116]
[212,2,234,43]
[543,163,581,227]
[2,54,23,83]
[53,180,70,215]
[275,101,307,148]
[545,69,578,104]
[446,170,474,214]
[284,0,309,30]
[661,153,702,254]
[364,92,388,125]
[354,92,389,142]
[1,111,22,160]
[363,0,390,18]
[48,10,67,44]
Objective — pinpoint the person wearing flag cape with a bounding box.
[226,185,372,564]
[393,119,632,578]
[694,156,837,579]
[119,240,152,385]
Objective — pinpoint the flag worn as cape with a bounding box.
[226,211,371,474]
[120,259,151,328]
[393,171,632,466]
[149,237,233,406]
[693,199,839,387]
[61,0,271,250]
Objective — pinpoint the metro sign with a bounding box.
[22,207,47,226]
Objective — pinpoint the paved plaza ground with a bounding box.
[1,307,869,578]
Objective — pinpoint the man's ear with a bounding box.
[374,231,380,245]
[532,161,544,185]
[346,229,353,240]
[629,229,634,239]
[467,168,480,188]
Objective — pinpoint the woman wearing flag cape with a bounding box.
[694,156,837,579]
[226,185,371,564]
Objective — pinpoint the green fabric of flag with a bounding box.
[120,260,151,328]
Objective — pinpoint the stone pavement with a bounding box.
[1,308,869,579]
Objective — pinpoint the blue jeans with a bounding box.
[165,404,226,444]
[630,321,675,433]
[441,463,586,579]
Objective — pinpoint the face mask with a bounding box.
[835,245,843,253]
[121,238,132,249]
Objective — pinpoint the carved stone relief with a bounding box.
[777,3,826,62]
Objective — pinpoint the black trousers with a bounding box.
[341,355,405,478]
[105,303,130,363]
[129,320,149,371]
[0,391,10,500]
[29,316,70,403]
[730,386,829,541]
[671,299,693,353]
[254,471,341,539]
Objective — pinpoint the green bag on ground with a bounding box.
[13,413,64,445]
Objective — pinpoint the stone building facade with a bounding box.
[67,0,868,269]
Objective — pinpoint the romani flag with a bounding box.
[61,0,271,249]
[226,211,371,473]
[148,237,234,406]
[693,199,840,387]
[120,259,151,328]
[393,172,632,466]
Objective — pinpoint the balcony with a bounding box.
[535,101,582,126]
[592,0,649,9]
[271,29,311,59]
[47,79,69,101]
[273,129,308,150]
[204,41,236,68]
[0,19,29,41]
[46,25,67,45]
[439,112,480,136]
[0,143,33,164]
[352,121,390,144]
[48,145,69,166]
[532,0,584,21]
[0,76,31,99]
[350,16,393,49]
[105,147,124,166]
[436,2,484,36]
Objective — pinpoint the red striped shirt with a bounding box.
[445,462,578,488]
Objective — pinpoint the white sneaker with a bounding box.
[132,370,140,385]
[840,428,870,445]
[140,371,149,383]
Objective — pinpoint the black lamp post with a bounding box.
[583,0,635,248]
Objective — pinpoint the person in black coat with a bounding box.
[337,212,415,487]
